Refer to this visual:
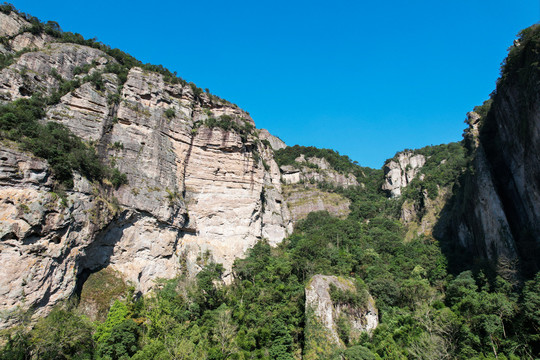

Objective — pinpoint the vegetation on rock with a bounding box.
[0,96,127,188]
[0,5,539,360]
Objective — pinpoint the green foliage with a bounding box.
[203,115,254,137]
[78,268,128,322]
[275,145,367,176]
[31,306,94,359]
[0,326,31,360]
[0,97,127,189]
[0,47,36,71]
[110,168,128,188]
[473,99,493,119]
[329,280,368,308]
[260,138,272,148]
[0,2,15,14]
[268,319,294,359]
[93,300,140,359]
[164,108,175,119]
[336,313,352,345]
[342,345,376,360]
[189,82,203,97]
[397,142,467,216]
[500,24,540,86]
[0,53,14,70]
[0,6,538,360]
[521,273,540,354]
[97,319,139,359]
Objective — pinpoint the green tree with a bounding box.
[31,307,94,360]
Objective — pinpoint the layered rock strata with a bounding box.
[280,155,358,187]
[0,12,292,327]
[258,128,286,150]
[278,155,358,222]
[282,185,350,223]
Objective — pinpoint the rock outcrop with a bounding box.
[0,11,292,327]
[280,155,358,188]
[443,108,537,273]
[382,152,425,197]
[305,275,377,352]
[439,27,540,277]
[401,187,452,241]
[278,155,358,222]
[258,128,286,150]
[439,28,540,277]
[282,185,350,223]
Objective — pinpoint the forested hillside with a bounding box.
[3,140,539,359]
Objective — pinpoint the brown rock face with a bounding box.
[258,128,286,150]
[0,13,292,327]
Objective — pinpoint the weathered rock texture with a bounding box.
[382,152,425,197]
[258,128,286,150]
[278,155,358,223]
[280,156,358,188]
[282,184,350,223]
[401,187,452,242]
[305,275,378,347]
[0,12,292,327]
[440,34,540,275]
[443,108,538,273]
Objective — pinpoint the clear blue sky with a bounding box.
[11,0,540,168]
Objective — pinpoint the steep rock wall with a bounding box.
[0,13,292,327]
[304,275,377,357]
[279,155,358,223]
[443,31,540,275]
[382,152,425,198]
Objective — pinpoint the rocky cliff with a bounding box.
[280,154,359,187]
[382,152,425,198]
[437,26,540,277]
[380,142,467,244]
[304,275,378,357]
[0,10,292,327]
[277,153,358,223]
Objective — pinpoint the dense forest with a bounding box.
[2,140,539,359]
[0,3,539,360]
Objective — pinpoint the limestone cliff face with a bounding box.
[445,114,518,263]
[0,12,291,327]
[279,155,357,222]
[282,185,350,223]
[382,152,425,197]
[281,155,358,187]
[305,275,377,351]
[446,107,538,272]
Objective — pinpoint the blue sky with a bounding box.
[11,0,540,168]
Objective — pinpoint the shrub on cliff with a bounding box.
[0,97,127,188]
